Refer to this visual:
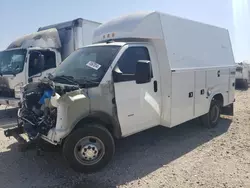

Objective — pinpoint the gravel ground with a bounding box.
[0,90,249,188]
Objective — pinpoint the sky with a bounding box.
[0,0,249,62]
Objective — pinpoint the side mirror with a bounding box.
[135,60,152,84]
[112,69,123,82]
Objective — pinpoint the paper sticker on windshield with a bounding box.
[86,61,101,70]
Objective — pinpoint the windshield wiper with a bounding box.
[78,77,99,84]
[52,75,81,88]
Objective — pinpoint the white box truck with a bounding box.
[235,62,249,89]
[0,18,101,107]
[4,11,235,173]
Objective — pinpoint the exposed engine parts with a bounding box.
[18,81,57,140]
[17,79,81,141]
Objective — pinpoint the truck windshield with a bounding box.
[53,45,121,86]
[0,49,27,75]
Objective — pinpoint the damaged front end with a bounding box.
[4,77,90,151]
[19,82,57,140]
[4,80,58,150]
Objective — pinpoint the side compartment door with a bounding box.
[228,67,236,103]
[194,70,209,117]
[171,71,195,126]
[113,45,161,137]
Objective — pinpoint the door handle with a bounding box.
[217,70,220,77]
[153,81,158,92]
[200,89,205,95]
[189,92,193,98]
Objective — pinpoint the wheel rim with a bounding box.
[210,104,220,124]
[74,136,105,166]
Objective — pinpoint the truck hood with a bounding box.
[53,89,89,106]
[7,28,62,49]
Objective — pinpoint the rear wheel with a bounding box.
[62,124,115,173]
[200,100,221,128]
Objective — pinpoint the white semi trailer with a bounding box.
[5,11,235,173]
[0,18,101,107]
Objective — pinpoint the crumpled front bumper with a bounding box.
[4,125,37,151]
[3,123,67,147]
[4,109,65,146]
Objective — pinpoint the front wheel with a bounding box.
[200,100,221,128]
[62,124,115,173]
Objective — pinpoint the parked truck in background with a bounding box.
[235,62,249,89]
[0,18,101,107]
[5,11,236,173]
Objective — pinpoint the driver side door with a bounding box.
[113,45,161,137]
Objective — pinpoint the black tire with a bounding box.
[62,124,115,173]
[200,100,221,128]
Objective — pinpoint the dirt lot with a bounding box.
[0,90,249,188]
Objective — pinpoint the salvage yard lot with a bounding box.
[0,90,250,188]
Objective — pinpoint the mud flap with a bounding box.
[221,103,234,116]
